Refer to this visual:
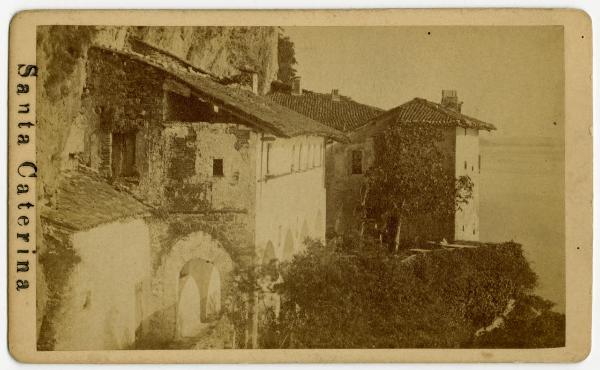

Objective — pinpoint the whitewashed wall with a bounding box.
[254,134,327,262]
[53,218,151,350]
[455,127,480,241]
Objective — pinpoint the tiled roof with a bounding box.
[41,168,151,231]
[365,98,496,131]
[267,90,384,132]
[90,46,348,143]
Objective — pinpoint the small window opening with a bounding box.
[213,158,224,177]
[464,161,467,170]
[266,143,273,174]
[478,155,481,173]
[319,144,323,166]
[291,145,296,172]
[351,150,363,175]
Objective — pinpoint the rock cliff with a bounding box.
[36,25,279,208]
[35,26,279,338]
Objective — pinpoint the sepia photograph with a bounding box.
[32,24,567,351]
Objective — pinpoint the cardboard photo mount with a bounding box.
[7,8,592,363]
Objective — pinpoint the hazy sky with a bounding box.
[285,26,564,141]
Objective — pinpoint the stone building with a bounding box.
[269,84,495,242]
[267,79,383,235]
[326,90,496,242]
[37,41,346,350]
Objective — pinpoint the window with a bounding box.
[351,150,363,175]
[291,145,296,172]
[464,160,467,170]
[213,158,224,177]
[478,155,481,173]
[111,131,137,177]
[298,145,303,170]
[318,144,322,166]
[266,143,272,175]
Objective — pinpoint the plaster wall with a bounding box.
[255,135,327,262]
[52,218,151,350]
[455,127,480,241]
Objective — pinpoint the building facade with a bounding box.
[267,79,384,237]
[326,90,496,243]
[38,42,345,350]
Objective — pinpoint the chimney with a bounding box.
[331,89,340,102]
[251,72,259,95]
[441,90,463,112]
[291,76,302,95]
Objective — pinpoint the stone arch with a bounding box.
[262,241,276,265]
[282,229,295,261]
[177,275,202,337]
[299,219,310,249]
[177,257,223,338]
[152,231,233,338]
[315,209,324,239]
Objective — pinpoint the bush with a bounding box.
[265,238,563,348]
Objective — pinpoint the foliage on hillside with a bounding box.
[259,238,564,348]
[277,32,298,84]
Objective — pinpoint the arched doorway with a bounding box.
[205,268,221,319]
[148,231,233,342]
[315,209,324,240]
[282,230,295,261]
[262,241,276,265]
[299,220,309,250]
[177,276,202,338]
[176,258,222,338]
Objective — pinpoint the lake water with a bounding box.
[479,137,565,312]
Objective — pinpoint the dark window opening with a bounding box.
[351,150,363,175]
[164,91,232,123]
[213,158,224,177]
[478,155,481,173]
[464,161,467,170]
[111,131,137,177]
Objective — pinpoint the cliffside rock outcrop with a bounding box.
[36,25,279,208]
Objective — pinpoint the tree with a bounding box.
[265,238,564,349]
[277,32,298,84]
[362,124,473,250]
